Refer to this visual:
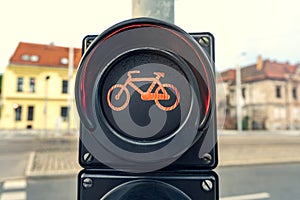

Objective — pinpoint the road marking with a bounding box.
[0,179,27,200]
[3,179,26,190]
[0,191,26,200]
[221,192,271,200]
[25,152,35,176]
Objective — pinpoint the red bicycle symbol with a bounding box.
[107,70,180,111]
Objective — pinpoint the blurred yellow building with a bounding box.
[0,42,81,131]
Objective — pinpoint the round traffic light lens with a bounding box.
[101,180,191,200]
[99,49,191,145]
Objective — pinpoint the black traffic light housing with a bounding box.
[75,18,218,199]
[78,170,218,200]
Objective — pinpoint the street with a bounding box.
[217,163,300,200]
[0,163,299,200]
[0,153,29,180]
[0,134,300,199]
[27,176,77,200]
[0,136,77,180]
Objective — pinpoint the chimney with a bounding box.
[256,55,263,71]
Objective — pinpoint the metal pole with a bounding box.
[44,76,50,133]
[236,64,242,132]
[132,0,174,23]
[67,47,74,134]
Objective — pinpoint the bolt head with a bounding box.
[83,178,93,188]
[83,152,93,163]
[202,179,213,192]
[201,153,212,164]
[198,36,210,47]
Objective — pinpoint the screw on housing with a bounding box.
[198,36,210,47]
[83,152,93,164]
[202,179,213,192]
[82,178,93,189]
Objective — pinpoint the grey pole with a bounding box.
[67,47,74,134]
[132,0,174,23]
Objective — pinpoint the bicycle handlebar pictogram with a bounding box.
[107,70,180,111]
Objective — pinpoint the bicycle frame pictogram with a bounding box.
[107,70,180,111]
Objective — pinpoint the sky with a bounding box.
[0,0,300,73]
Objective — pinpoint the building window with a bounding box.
[242,88,246,99]
[29,78,35,92]
[61,107,68,121]
[27,106,34,121]
[17,77,23,92]
[292,87,297,100]
[15,106,22,121]
[30,55,39,62]
[21,54,30,61]
[62,80,68,94]
[276,86,281,98]
[60,58,68,65]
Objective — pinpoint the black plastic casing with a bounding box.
[79,32,217,171]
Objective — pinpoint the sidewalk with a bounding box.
[26,151,79,177]
[25,134,79,177]
[219,133,300,166]
[25,133,300,177]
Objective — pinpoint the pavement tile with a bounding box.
[26,151,80,177]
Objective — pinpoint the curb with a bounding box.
[24,157,300,178]
[219,130,300,136]
[24,161,300,178]
[26,170,79,178]
[21,134,300,178]
[0,176,26,183]
[219,158,300,168]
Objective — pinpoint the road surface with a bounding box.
[0,133,300,199]
[0,163,299,200]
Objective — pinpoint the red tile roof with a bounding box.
[218,69,235,83]
[264,60,296,79]
[221,58,298,83]
[9,42,82,68]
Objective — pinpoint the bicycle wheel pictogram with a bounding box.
[154,84,180,111]
[107,84,130,111]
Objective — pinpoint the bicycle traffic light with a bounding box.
[76,18,218,200]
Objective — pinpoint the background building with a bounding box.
[0,74,2,119]
[0,42,81,131]
[220,56,300,130]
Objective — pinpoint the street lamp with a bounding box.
[236,52,246,132]
[67,48,74,134]
[44,75,50,133]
